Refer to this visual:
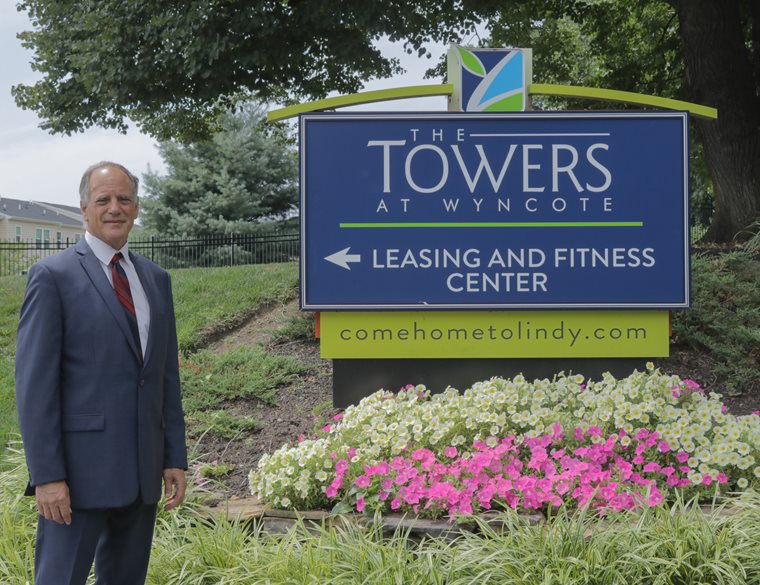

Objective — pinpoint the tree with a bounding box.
[139,104,296,237]
[475,0,760,242]
[13,0,760,241]
[12,0,478,141]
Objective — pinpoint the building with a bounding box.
[0,196,84,245]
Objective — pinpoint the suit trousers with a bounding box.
[34,499,157,585]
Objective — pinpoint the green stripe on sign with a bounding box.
[483,93,524,112]
[339,222,644,228]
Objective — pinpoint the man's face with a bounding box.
[80,166,139,250]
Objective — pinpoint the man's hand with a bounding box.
[35,481,71,525]
[163,468,187,511]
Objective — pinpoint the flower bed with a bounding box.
[250,366,760,519]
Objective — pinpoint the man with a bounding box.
[15,161,188,585]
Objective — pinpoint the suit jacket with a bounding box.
[15,239,187,509]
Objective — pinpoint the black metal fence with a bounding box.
[0,233,300,277]
[0,224,716,278]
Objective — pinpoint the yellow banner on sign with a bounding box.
[320,311,669,359]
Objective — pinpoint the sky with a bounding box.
[0,4,458,207]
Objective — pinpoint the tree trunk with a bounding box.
[674,0,760,242]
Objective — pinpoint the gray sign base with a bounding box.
[332,358,648,408]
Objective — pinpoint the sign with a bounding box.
[301,111,689,310]
[320,311,670,358]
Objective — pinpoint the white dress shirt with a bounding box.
[85,232,150,356]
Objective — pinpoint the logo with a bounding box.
[448,46,530,112]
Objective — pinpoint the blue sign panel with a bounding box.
[300,112,689,310]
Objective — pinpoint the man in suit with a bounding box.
[15,161,187,585]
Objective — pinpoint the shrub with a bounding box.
[180,347,307,412]
[672,252,760,394]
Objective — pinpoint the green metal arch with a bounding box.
[267,85,454,122]
[267,83,717,122]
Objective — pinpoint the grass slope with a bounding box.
[171,263,298,352]
[0,276,25,451]
[0,262,299,451]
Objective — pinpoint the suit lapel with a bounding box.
[75,240,142,364]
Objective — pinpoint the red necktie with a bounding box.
[110,253,142,362]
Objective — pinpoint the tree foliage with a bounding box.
[472,0,760,242]
[139,105,296,237]
[12,0,479,141]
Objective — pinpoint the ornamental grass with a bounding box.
[250,365,760,518]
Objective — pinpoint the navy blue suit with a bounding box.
[16,239,187,583]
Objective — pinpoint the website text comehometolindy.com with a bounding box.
[337,320,650,348]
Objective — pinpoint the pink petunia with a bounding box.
[635,429,650,441]
[390,498,402,510]
[333,413,344,421]
[444,446,458,458]
[648,488,664,507]
[675,451,690,463]
[702,475,713,486]
[356,497,366,512]
[642,462,661,473]
[325,485,338,498]
[657,441,671,453]
[321,424,331,433]
[355,475,371,488]
[374,461,390,476]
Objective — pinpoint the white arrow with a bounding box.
[324,247,361,270]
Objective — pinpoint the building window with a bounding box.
[56,231,62,247]
[35,228,42,249]
[43,229,51,249]
[15,226,22,242]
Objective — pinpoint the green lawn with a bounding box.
[0,262,299,452]
[0,276,25,451]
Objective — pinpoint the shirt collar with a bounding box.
[85,231,132,268]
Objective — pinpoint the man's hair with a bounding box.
[79,161,140,204]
